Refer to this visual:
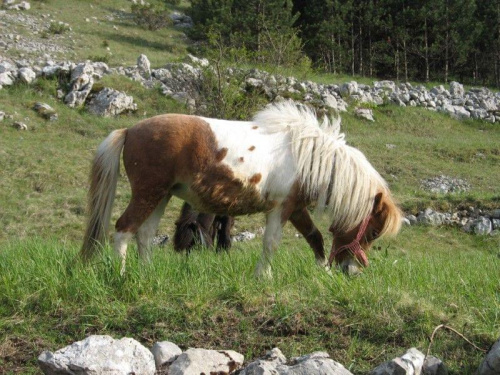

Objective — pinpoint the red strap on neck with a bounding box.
[328,216,371,268]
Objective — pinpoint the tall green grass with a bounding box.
[1,226,498,373]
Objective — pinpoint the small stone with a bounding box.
[232,231,256,242]
[370,348,424,375]
[33,102,58,121]
[354,107,375,122]
[13,121,28,130]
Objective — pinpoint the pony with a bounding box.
[173,202,234,252]
[81,101,402,276]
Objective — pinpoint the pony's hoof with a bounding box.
[254,264,273,280]
[315,257,328,268]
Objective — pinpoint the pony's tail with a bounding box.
[81,129,127,260]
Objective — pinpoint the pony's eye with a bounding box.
[372,230,380,239]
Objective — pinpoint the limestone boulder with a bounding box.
[38,335,156,375]
[87,88,137,117]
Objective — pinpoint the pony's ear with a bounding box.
[372,192,384,215]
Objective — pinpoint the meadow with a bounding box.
[1,0,500,373]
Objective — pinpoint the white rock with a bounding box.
[0,72,14,86]
[169,348,244,375]
[449,81,464,97]
[369,348,424,375]
[38,335,155,375]
[232,231,256,242]
[151,341,182,369]
[18,67,36,84]
[354,107,375,122]
[87,88,137,117]
[322,93,338,110]
[241,349,353,375]
[340,81,358,97]
[13,121,27,130]
[137,54,151,78]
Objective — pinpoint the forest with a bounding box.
[188,0,500,87]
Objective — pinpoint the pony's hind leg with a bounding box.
[136,195,171,261]
[289,207,326,267]
[114,189,168,273]
[255,208,284,279]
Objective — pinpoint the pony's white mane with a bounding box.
[253,101,388,233]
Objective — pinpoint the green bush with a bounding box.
[48,21,70,35]
[131,3,171,31]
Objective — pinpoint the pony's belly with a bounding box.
[171,176,276,216]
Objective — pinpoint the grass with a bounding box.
[1,75,499,374]
[1,1,500,373]
[0,227,498,374]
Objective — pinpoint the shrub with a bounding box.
[48,22,70,35]
[131,3,171,31]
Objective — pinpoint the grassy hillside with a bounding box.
[0,0,499,374]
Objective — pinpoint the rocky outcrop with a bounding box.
[64,62,95,108]
[1,54,500,124]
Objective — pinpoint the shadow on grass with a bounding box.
[95,32,175,52]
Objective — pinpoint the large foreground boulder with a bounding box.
[38,335,155,375]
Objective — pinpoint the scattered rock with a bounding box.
[0,71,15,86]
[370,348,424,375]
[420,175,471,194]
[169,348,244,375]
[137,54,151,78]
[241,349,353,375]
[354,107,375,122]
[232,231,256,242]
[152,234,169,247]
[38,335,156,375]
[12,121,27,130]
[18,66,36,84]
[33,102,57,121]
[87,87,137,117]
[64,62,94,108]
[0,111,5,121]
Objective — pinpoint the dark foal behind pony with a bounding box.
[81,102,401,276]
[174,202,234,252]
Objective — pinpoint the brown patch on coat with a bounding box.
[248,146,255,151]
[216,147,228,162]
[248,173,262,184]
[114,113,278,232]
[238,157,244,163]
[252,125,258,129]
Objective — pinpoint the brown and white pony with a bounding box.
[81,101,402,276]
[173,202,234,252]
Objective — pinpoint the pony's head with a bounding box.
[328,190,402,275]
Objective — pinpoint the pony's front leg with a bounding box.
[255,208,283,279]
